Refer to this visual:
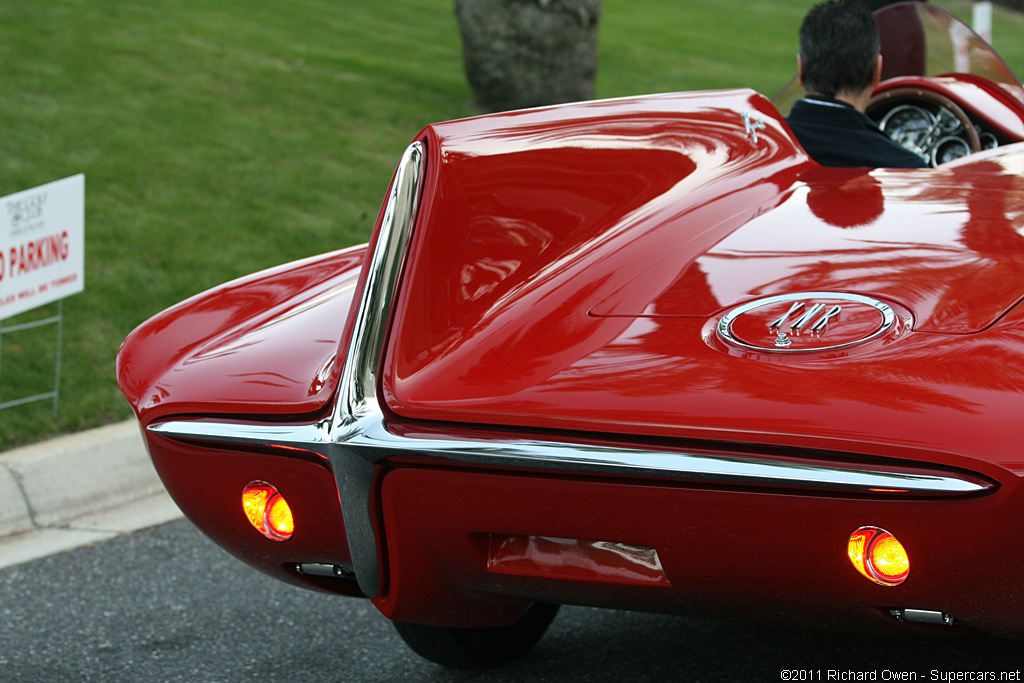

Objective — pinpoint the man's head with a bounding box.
[799,0,881,100]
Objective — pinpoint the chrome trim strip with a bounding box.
[150,416,990,496]
[150,412,992,599]
[149,420,332,448]
[328,140,424,598]
[336,142,423,424]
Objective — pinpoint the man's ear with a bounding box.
[872,55,884,88]
[798,54,805,86]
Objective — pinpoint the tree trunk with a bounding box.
[454,0,602,112]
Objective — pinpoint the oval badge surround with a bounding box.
[717,292,898,354]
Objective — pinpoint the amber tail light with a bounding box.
[847,526,909,586]
[242,482,294,541]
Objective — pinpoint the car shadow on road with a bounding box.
[410,606,1024,682]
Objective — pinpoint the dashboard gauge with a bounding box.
[933,136,971,165]
[979,132,999,150]
[936,108,963,133]
[879,105,935,156]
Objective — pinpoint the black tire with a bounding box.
[391,602,560,669]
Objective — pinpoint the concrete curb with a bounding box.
[0,419,164,538]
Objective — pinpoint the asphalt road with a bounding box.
[1,520,1022,683]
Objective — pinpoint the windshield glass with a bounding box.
[773,2,1022,114]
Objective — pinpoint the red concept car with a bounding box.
[117,4,1024,668]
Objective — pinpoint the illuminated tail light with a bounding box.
[847,526,908,586]
[242,482,294,541]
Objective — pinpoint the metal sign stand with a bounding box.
[0,300,64,417]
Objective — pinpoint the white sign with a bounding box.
[0,174,84,320]
[973,2,993,44]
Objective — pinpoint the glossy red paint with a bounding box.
[377,466,1024,636]
[117,246,366,423]
[382,95,1024,481]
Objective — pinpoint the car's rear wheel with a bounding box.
[391,602,560,669]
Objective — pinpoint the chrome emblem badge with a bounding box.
[717,292,896,354]
[742,111,767,144]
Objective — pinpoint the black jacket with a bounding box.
[785,95,929,169]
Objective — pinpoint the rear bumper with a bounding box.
[145,412,1023,638]
[378,464,1023,637]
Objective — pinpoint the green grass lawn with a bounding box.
[0,0,1020,448]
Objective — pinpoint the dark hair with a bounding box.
[799,0,880,98]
